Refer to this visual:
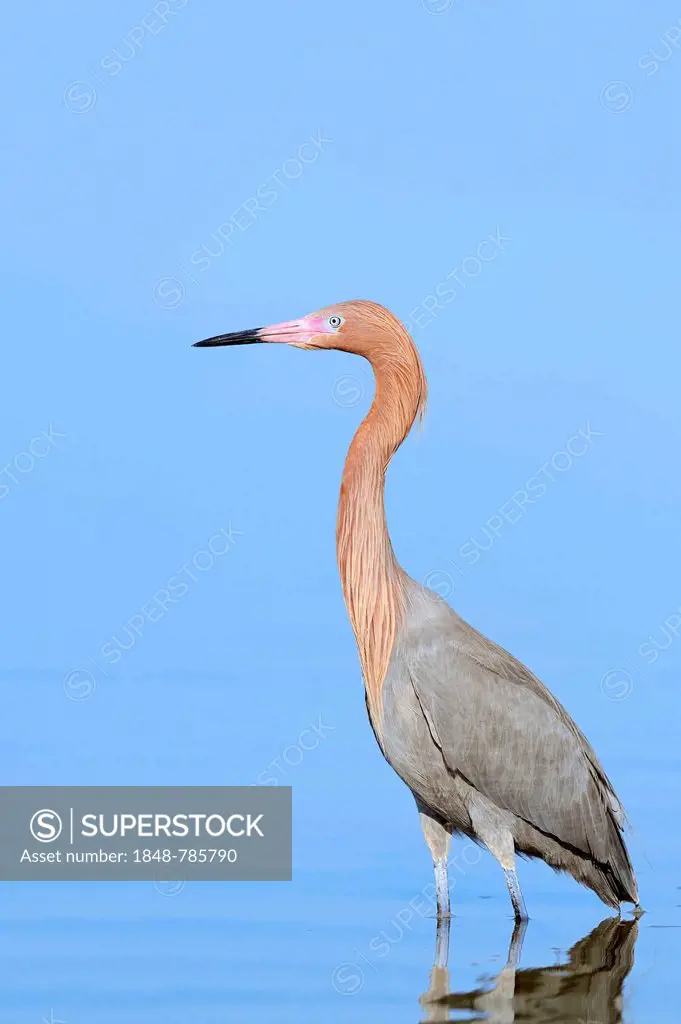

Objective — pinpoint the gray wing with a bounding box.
[401,584,627,865]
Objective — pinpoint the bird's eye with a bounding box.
[327,315,343,329]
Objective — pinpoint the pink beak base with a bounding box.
[193,316,333,348]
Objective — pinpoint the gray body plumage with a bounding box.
[379,577,637,910]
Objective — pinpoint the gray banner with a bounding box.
[0,786,291,881]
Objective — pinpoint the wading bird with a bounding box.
[194,300,639,922]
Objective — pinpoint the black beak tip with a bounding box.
[192,329,263,348]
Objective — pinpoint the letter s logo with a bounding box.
[30,809,63,843]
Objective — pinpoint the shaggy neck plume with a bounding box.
[336,329,427,730]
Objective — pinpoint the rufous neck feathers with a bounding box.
[336,326,427,728]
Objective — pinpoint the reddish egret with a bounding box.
[194,299,638,922]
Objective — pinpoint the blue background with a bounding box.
[1,0,680,1019]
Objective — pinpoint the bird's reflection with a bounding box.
[420,914,638,1023]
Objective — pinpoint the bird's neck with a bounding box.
[336,345,426,727]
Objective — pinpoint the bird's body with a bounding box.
[380,577,636,910]
[194,297,638,920]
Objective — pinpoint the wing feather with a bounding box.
[402,593,626,864]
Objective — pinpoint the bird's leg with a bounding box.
[434,854,451,921]
[503,868,528,923]
[417,804,451,921]
[469,802,529,922]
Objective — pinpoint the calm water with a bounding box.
[0,874,678,1022]
[2,676,679,1022]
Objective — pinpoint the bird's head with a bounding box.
[193,299,412,361]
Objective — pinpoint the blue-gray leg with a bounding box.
[503,868,528,922]
[417,805,452,924]
[468,798,529,922]
[434,855,450,919]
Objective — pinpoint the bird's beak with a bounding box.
[193,317,331,348]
